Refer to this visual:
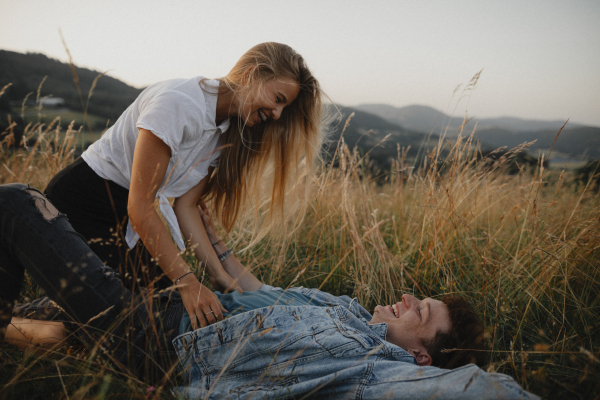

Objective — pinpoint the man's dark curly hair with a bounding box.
[424,295,486,369]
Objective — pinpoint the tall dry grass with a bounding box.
[1,94,599,399]
[229,122,600,398]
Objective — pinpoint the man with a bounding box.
[0,184,538,399]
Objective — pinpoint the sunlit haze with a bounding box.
[1,0,599,126]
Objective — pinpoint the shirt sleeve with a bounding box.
[136,90,201,160]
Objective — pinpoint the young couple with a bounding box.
[0,43,538,398]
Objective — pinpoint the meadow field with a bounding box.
[0,107,599,399]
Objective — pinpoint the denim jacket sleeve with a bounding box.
[172,304,539,399]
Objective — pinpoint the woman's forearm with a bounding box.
[173,176,234,291]
[129,128,190,282]
[129,205,189,281]
[194,200,263,291]
[175,203,229,280]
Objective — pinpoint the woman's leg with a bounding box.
[45,158,171,290]
[0,183,182,378]
[0,183,131,341]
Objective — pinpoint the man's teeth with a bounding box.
[392,304,398,317]
[259,109,267,122]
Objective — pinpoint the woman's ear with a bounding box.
[242,66,256,87]
[411,349,432,366]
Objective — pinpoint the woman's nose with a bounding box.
[272,105,284,120]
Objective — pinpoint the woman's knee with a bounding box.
[25,188,62,221]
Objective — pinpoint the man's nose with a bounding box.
[402,294,419,308]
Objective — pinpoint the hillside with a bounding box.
[355,103,587,134]
[0,50,142,125]
[355,103,599,160]
[475,126,600,160]
[325,105,441,171]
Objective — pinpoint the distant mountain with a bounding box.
[355,104,454,134]
[474,126,600,160]
[0,50,142,125]
[355,103,599,160]
[355,104,586,135]
[325,105,441,170]
[325,105,543,174]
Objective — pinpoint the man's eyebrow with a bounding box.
[426,302,431,324]
[278,91,288,104]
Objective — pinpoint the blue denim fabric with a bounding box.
[0,184,182,379]
[180,286,332,334]
[173,289,540,399]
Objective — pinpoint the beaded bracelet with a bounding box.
[174,271,193,284]
[217,248,233,262]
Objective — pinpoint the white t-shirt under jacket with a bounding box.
[82,77,230,250]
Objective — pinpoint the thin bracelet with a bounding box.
[211,239,222,246]
[174,271,193,284]
[217,248,233,262]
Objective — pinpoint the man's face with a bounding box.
[369,294,451,366]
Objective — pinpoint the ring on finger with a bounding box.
[205,311,214,315]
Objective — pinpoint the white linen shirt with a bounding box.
[82,77,230,251]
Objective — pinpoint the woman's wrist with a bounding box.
[217,248,233,262]
[174,271,197,285]
[212,239,228,255]
[174,271,194,284]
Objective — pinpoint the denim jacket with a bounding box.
[173,288,539,399]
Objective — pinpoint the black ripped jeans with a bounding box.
[0,184,183,381]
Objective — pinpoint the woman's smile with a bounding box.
[257,108,269,123]
[239,78,300,127]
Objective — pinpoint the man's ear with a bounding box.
[411,348,432,366]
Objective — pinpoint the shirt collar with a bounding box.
[201,78,230,134]
[368,322,389,340]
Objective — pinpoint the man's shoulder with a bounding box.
[288,287,373,320]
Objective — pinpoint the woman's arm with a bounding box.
[173,175,240,293]
[197,202,264,291]
[129,129,226,329]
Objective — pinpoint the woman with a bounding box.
[43,42,324,331]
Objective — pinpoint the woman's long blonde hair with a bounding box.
[203,42,325,237]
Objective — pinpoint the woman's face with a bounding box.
[237,77,300,127]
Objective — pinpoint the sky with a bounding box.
[1,0,599,126]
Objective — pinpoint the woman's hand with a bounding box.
[210,271,242,294]
[177,273,228,330]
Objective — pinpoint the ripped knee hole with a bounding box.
[26,188,61,221]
